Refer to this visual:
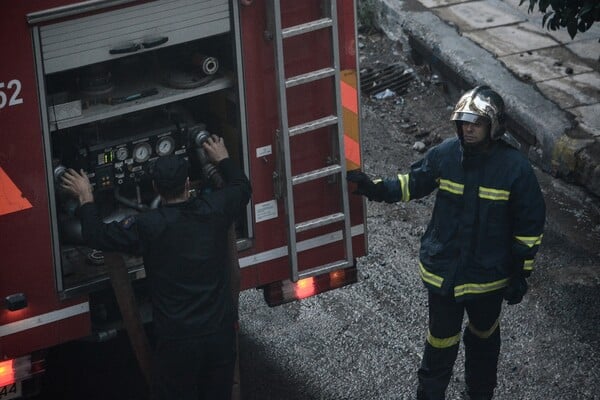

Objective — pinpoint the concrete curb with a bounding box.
[372,0,600,196]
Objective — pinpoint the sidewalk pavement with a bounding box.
[373,0,600,197]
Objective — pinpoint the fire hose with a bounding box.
[103,252,153,387]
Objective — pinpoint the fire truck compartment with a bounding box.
[32,0,251,299]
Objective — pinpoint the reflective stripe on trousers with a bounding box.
[417,292,503,400]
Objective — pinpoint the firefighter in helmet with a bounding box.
[347,86,545,399]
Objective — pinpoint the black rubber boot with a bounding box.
[463,325,500,400]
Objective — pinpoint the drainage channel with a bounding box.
[360,63,415,97]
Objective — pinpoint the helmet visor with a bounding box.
[451,112,489,125]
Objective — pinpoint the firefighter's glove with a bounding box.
[503,274,528,305]
[346,170,384,202]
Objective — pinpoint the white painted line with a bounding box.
[0,302,89,337]
[239,224,364,268]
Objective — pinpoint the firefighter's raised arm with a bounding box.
[61,168,94,205]
[202,134,229,163]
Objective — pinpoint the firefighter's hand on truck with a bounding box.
[61,169,94,205]
[202,135,229,163]
[346,170,382,201]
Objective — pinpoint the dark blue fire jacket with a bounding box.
[375,137,545,300]
[79,158,251,338]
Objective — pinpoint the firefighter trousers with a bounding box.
[151,327,236,400]
[416,291,503,400]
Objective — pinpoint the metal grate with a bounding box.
[360,63,415,96]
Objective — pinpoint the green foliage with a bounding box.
[519,0,600,39]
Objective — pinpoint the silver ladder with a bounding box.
[268,0,353,282]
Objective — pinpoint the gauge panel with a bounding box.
[85,121,189,189]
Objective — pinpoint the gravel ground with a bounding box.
[237,31,600,400]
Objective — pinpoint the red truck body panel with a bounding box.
[0,0,365,365]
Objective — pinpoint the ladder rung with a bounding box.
[289,115,338,136]
[282,17,333,39]
[297,260,350,280]
[286,67,336,88]
[296,212,345,233]
[292,164,341,185]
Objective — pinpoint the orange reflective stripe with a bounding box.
[344,135,361,167]
[341,80,358,114]
[0,167,32,216]
[341,70,360,169]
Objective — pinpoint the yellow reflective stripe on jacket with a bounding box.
[398,173,410,202]
[468,318,499,339]
[419,262,444,288]
[427,330,461,348]
[373,178,382,184]
[438,179,464,195]
[523,259,534,271]
[478,186,510,201]
[515,234,543,248]
[454,278,510,297]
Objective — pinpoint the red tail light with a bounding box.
[294,277,316,299]
[0,354,45,387]
[263,266,358,307]
[0,360,15,387]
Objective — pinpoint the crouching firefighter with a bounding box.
[347,86,545,399]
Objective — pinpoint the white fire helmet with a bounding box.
[451,86,506,140]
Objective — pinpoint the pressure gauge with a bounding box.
[133,142,152,163]
[115,147,128,161]
[156,136,175,157]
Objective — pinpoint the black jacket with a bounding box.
[377,137,545,300]
[79,158,252,338]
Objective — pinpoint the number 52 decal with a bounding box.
[0,80,24,109]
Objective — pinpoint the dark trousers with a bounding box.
[152,327,236,400]
[417,292,503,400]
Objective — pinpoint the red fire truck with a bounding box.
[0,0,366,397]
